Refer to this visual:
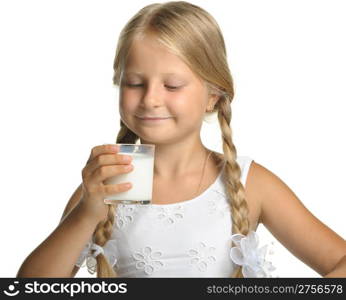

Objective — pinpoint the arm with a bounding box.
[323,255,346,278]
[16,184,98,278]
[251,161,346,277]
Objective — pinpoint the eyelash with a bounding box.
[125,83,180,91]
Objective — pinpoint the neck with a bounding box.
[139,137,211,180]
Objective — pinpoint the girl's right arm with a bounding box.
[16,199,101,277]
[16,144,134,277]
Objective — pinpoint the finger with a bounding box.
[92,164,134,184]
[87,153,133,176]
[103,182,133,196]
[87,144,119,163]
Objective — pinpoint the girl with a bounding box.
[17,1,346,278]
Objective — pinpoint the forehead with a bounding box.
[124,35,194,78]
[124,71,187,79]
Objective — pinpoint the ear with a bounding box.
[206,93,220,112]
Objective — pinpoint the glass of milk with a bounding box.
[103,143,155,205]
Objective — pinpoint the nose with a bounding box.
[141,82,164,108]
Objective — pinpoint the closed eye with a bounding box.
[125,83,143,88]
[125,83,180,91]
[165,85,180,91]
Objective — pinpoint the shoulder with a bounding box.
[245,160,288,224]
[246,160,277,190]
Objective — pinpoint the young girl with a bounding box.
[17,1,346,278]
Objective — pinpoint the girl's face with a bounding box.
[119,34,218,144]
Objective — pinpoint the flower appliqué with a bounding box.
[115,204,136,229]
[230,230,276,277]
[188,242,217,272]
[132,246,164,275]
[155,205,184,226]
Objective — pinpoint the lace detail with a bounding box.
[115,204,137,229]
[132,246,164,275]
[188,242,217,272]
[154,205,185,226]
[207,191,230,218]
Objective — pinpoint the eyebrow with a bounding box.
[124,72,182,76]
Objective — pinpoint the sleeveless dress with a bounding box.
[75,155,254,277]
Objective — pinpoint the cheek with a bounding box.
[119,91,138,112]
[119,99,137,124]
[173,91,206,116]
[120,99,135,111]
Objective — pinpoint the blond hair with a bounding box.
[93,1,250,278]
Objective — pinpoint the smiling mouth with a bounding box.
[136,116,173,121]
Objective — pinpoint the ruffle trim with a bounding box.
[230,231,276,277]
[75,239,118,275]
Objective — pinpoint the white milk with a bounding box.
[103,152,154,205]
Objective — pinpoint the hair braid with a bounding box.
[92,204,117,277]
[217,95,250,278]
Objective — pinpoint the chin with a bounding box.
[140,132,184,146]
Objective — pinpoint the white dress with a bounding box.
[76,155,254,277]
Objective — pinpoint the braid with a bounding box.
[93,204,117,277]
[217,95,250,278]
[93,121,139,277]
[116,120,140,144]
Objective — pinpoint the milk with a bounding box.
[103,152,154,205]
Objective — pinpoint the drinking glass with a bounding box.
[103,143,155,205]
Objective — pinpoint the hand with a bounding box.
[78,144,133,223]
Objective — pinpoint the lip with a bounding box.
[136,116,172,121]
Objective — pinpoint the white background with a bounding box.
[0,0,345,278]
